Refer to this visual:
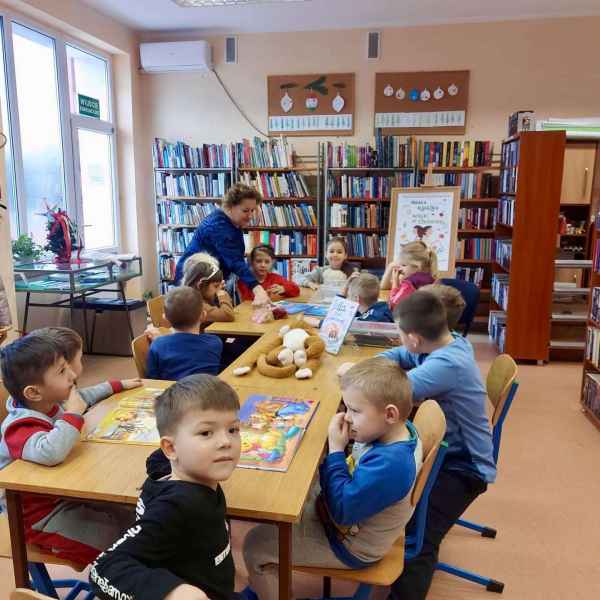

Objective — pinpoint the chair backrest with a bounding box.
[132,334,151,378]
[0,381,9,423]
[147,296,170,328]
[11,591,56,600]
[404,399,447,561]
[486,353,518,464]
[440,278,480,337]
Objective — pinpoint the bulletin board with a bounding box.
[267,73,355,136]
[387,186,460,278]
[374,70,469,135]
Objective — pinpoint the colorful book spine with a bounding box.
[327,134,416,168]
[153,138,233,169]
[591,287,600,323]
[330,203,390,229]
[239,171,310,198]
[491,273,510,310]
[585,326,600,367]
[495,239,513,270]
[235,137,294,168]
[455,238,495,260]
[420,140,494,168]
[583,373,600,419]
[155,172,231,198]
[500,140,519,193]
[488,310,507,352]
[344,233,388,258]
[455,266,485,287]
[250,203,317,228]
[157,201,218,226]
[497,196,515,226]
[243,232,317,257]
[458,207,496,229]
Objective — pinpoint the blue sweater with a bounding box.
[381,334,496,483]
[146,333,223,381]
[174,210,258,288]
[355,301,394,323]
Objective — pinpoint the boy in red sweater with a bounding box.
[238,244,300,302]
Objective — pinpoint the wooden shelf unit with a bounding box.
[489,130,566,362]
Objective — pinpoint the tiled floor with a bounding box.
[2,335,600,599]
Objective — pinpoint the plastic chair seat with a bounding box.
[73,298,146,312]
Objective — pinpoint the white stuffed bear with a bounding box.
[277,325,309,370]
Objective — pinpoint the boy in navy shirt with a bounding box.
[147,287,223,380]
[341,272,394,323]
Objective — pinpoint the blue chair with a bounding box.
[440,278,480,337]
[255,400,449,600]
[436,354,519,593]
[0,517,94,599]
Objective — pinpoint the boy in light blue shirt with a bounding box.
[383,290,495,600]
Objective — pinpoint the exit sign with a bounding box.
[78,94,100,118]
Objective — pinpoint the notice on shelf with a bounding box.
[269,114,353,133]
[375,111,465,129]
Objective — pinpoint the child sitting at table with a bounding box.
[420,283,466,332]
[301,237,356,289]
[146,287,223,380]
[90,374,241,600]
[0,332,136,565]
[340,272,394,323]
[238,244,300,302]
[243,357,422,600]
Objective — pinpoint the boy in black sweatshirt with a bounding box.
[89,374,242,600]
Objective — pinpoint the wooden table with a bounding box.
[0,342,382,599]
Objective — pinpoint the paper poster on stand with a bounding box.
[387,187,460,278]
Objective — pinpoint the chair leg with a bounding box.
[437,561,504,593]
[455,517,497,538]
[323,575,332,598]
[28,563,59,598]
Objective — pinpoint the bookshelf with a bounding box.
[236,137,322,281]
[488,130,566,362]
[323,134,417,270]
[152,138,235,293]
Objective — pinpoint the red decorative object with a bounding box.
[42,203,82,264]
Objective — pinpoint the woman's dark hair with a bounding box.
[326,236,355,278]
[222,183,262,210]
[249,244,275,262]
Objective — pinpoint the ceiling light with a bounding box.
[172,0,310,6]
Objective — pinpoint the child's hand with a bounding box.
[391,267,404,288]
[121,378,143,390]
[252,285,270,306]
[63,388,87,415]
[145,325,163,342]
[165,584,208,600]
[337,362,355,378]
[307,282,319,291]
[328,412,349,453]
[267,283,286,296]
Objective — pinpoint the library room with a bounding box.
[0,1,599,599]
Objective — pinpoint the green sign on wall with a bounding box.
[78,94,100,119]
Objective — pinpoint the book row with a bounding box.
[591,287,600,324]
[496,239,513,271]
[488,310,507,353]
[594,239,600,272]
[239,171,310,198]
[273,258,318,284]
[326,134,416,168]
[155,172,232,198]
[251,203,317,228]
[458,207,496,230]
[455,238,495,260]
[344,233,388,258]
[500,140,520,194]
[491,273,510,310]
[497,196,515,227]
[157,201,218,226]
[455,266,485,287]
[153,138,233,169]
[585,326,600,368]
[417,172,499,200]
[583,373,600,420]
[235,137,293,168]
[329,203,390,229]
[159,229,195,255]
[159,256,178,282]
[327,173,415,199]
[420,140,494,168]
[243,231,318,257]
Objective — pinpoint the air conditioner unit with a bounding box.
[140,41,212,73]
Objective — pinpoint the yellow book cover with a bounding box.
[469,140,476,167]
[463,141,470,167]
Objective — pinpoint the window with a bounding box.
[0,15,118,250]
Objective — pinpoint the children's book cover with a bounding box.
[238,394,319,472]
[274,300,329,318]
[319,296,359,354]
[85,387,163,445]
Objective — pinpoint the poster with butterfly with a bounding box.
[386,186,460,277]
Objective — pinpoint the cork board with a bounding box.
[267,73,355,136]
[387,186,460,278]
[374,71,469,135]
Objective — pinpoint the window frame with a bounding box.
[0,11,120,252]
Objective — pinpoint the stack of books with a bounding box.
[583,373,600,419]
[458,207,496,229]
[497,196,515,226]
[153,138,233,169]
[155,172,231,198]
[251,203,317,228]
[159,229,194,254]
[495,239,513,270]
[419,140,494,168]
[330,203,389,229]
[243,232,317,256]
[586,326,600,367]
[500,141,519,193]
[488,310,507,352]
[455,266,485,287]
[274,258,317,283]
[327,134,415,168]
[491,273,510,310]
[456,238,495,260]
[157,201,218,226]
[345,233,388,258]
[235,137,293,168]
[239,171,310,198]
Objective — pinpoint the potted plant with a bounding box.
[11,234,43,264]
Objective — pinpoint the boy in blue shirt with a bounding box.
[147,287,223,380]
[381,290,495,600]
[341,272,394,323]
[243,357,422,600]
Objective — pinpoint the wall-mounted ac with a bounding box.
[140,41,212,73]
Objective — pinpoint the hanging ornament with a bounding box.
[305,92,319,111]
[433,86,444,100]
[448,83,459,96]
[395,88,406,100]
[420,88,431,102]
[384,84,394,97]
[332,92,345,113]
[409,88,420,102]
[280,92,293,113]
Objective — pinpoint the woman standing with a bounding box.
[174,183,270,305]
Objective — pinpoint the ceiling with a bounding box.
[80,0,600,33]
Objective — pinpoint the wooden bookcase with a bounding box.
[489,130,566,362]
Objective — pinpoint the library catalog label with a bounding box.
[375,110,465,128]
[269,114,353,132]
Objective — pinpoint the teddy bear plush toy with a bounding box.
[233,318,325,380]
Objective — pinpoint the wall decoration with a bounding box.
[387,186,460,278]
[268,73,355,136]
[395,88,405,100]
[374,70,469,135]
[384,84,394,96]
